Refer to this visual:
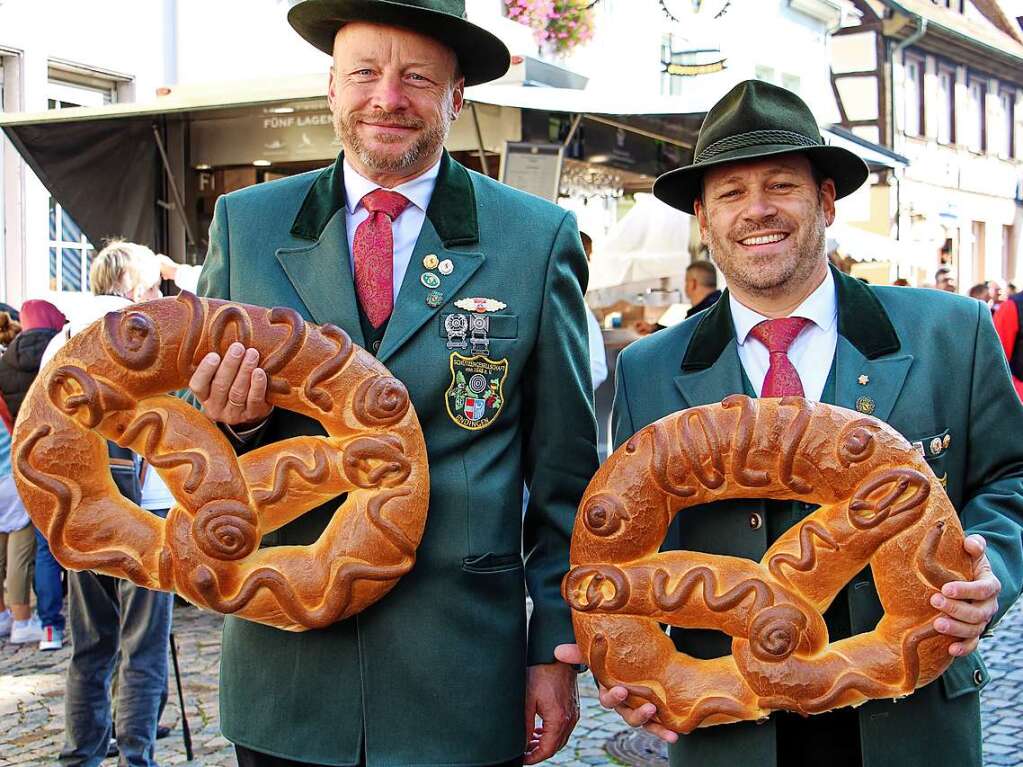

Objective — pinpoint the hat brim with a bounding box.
[652,143,870,215]
[288,0,511,86]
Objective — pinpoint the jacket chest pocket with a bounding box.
[909,427,951,490]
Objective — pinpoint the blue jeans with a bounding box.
[59,511,173,767]
[34,527,65,631]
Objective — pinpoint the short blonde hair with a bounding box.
[90,240,161,297]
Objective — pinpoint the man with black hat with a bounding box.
[188,2,597,765]
[557,80,1023,767]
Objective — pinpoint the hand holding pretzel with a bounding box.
[561,396,972,733]
[13,293,429,631]
[189,341,272,426]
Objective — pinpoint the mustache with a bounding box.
[352,111,426,129]
[730,216,793,241]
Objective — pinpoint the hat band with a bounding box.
[695,129,821,165]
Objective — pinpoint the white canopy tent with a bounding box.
[587,193,694,295]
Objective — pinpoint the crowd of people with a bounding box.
[0,241,189,765]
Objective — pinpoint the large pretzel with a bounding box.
[13,293,429,631]
[562,396,970,732]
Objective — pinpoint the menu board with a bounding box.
[500,142,564,202]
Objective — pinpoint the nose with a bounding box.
[369,70,408,113]
[741,187,779,221]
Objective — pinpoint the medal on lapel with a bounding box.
[444,312,507,431]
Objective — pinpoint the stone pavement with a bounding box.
[2,600,1022,766]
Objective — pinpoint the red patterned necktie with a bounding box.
[748,317,811,397]
[353,189,411,328]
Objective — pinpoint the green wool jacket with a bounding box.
[197,151,598,766]
[612,267,1023,767]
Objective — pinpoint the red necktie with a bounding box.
[353,189,410,328]
[748,317,811,397]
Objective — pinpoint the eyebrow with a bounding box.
[710,166,803,186]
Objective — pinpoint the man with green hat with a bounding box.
[187,2,598,764]
[557,79,1023,766]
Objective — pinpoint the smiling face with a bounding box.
[693,154,836,303]
[328,21,464,185]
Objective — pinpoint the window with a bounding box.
[998,90,1016,159]
[937,68,956,144]
[48,199,94,293]
[904,56,924,137]
[45,79,109,292]
[1004,225,1014,279]
[966,79,987,153]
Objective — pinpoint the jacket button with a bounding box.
[749,513,763,530]
[973,669,984,686]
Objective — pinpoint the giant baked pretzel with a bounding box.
[562,396,971,732]
[13,293,429,631]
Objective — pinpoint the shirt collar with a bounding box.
[343,156,442,215]
[729,267,837,345]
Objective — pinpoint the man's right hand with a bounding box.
[188,341,272,426]
[554,644,678,744]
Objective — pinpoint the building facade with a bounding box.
[830,0,1023,288]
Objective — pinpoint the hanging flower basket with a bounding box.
[504,0,596,56]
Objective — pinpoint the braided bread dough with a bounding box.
[562,396,970,731]
[13,293,429,631]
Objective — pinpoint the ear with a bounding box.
[327,66,338,113]
[821,178,837,226]
[693,197,710,245]
[451,77,465,119]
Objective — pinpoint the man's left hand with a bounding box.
[523,661,579,764]
[931,533,1001,657]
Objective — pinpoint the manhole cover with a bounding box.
[604,729,668,766]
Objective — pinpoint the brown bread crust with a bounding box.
[562,395,969,732]
[13,292,429,632]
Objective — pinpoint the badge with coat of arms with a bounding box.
[445,353,508,431]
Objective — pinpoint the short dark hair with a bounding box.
[968,283,989,299]
[686,259,717,288]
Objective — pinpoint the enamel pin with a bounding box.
[455,297,507,314]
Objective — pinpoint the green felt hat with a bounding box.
[287,0,511,86]
[653,80,869,214]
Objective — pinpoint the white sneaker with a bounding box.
[38,625,63,651]
[0,610,11,637]
[10,614,43,644]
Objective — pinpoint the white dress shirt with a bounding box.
[343,157,441,299]
[729,268,838,401]
[586,307,608,390]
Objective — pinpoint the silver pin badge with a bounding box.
[438,259,454,276]
[469,314,490,356]
[445,313,469,350]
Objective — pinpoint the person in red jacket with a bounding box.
[993,295,1023,401]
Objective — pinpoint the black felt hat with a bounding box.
[654,80,869,214]
[287,0,511,86]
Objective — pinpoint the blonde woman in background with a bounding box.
[43,240,174,767]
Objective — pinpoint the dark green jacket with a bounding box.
[197,152,598,766]
[612,267,1023,767]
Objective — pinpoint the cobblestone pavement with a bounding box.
[2,601,1022,766]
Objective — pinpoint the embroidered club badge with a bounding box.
[445,353,508,431]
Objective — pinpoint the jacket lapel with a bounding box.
[377,153,483,364]
[274,156,366,347]
[831,266,912,423]
[674,294,746,407]
[834,337,913,423]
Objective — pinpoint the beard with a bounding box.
[334,99,452,174]
[706,204,827,298]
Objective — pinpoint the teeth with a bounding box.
[741,233,787,246]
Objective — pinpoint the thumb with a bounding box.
[554,643,582,665]
[964,534,987,559]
